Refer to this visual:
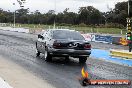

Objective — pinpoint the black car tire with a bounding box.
[79,57,87,63]
[65,56,70,62]
[36,42,38,49]
[36,42,40,57]
[45,47,52,62]
[36,50,40,57]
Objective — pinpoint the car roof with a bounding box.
[48,29,76,32]
[39,29,76,35]
[50,29,70,31]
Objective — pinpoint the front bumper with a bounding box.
[48,48,91,57]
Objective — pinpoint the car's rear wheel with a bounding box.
[45,47,52,62]
[79,57,87,63]
[36,50,40,57]
[65,56,70,62]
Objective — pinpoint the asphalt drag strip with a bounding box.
[0,30,131,88]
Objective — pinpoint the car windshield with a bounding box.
[53,30,85,40]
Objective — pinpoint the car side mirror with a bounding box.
[38,34,44,40]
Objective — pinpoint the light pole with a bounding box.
[128,0,130,16]
[127,0,132,52]
[13,3,16,28]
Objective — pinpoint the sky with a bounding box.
[0,0,128,13]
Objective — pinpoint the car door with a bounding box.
[37,32,46,53]
[46,30,52,45]
[41,30,51,53]
[39,30,53,54]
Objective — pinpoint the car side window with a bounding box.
[43,31,50,40]
[47,31,52,38]
[38,34,44,39]
[39,30,51,40]
[41,31,48,40]
[46,31,51,39]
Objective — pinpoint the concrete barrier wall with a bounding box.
[112,37,121,45]
[82,34,112,44]
[82,33,128,45]
[0,26,128,46]
[81,34,95,41]
[0,27,29,33]
[0,26,44,34]
[29,28,43,34]
[95,35,112,44]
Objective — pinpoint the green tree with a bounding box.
[78,6,102,25]
[16,8,29,23]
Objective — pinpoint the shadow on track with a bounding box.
[36,55,87,67]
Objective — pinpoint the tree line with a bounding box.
[0,1,132,28]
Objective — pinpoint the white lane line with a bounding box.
[0,77,13,88]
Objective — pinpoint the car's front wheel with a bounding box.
[79,57,87,63]
[44,47,52,62]
[36,50,40,57]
